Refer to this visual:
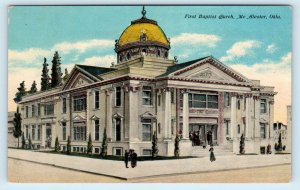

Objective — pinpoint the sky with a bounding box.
[7,5,291,123]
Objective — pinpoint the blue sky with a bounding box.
[8,5,291,122]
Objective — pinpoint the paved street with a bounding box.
[8,158,291,183]
[8,148,291,182]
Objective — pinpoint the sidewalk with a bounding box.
[8,148,291,180]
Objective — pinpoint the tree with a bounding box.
[29,81,37,94]
[41,57,50,91]
[67,136,71,154]
[174,134,180,158]
[55,136,60,152]
[14,81,27,102]
[239,133,245,154]
[13,107,22,148]
[151,131,159,158]
[87,133,93,155]
[21,132,26,149]
[28,134,32,150]
[50,51,63,88]
[100,127,108,157]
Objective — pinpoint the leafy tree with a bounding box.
[28,134,32,150]
[13,107,22,148]
[152,131,158,158]
[50,51,63,88]
[67,136,71,154]
[100,127,108,157]
[14,81,27,102]
[87,133,93,155]
[174,134,180,158]
[21,132,26,149]
[41,57,50,91]
[29,81,37,94]
[55,136,60,152]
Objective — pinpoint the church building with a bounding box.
[17,7,277,156]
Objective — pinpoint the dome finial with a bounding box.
[141,6,146,18]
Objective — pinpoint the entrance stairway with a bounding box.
[191,143,234,157]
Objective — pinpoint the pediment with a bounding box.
[73,114,85,121]
[140,111,156,119]
[169,56,252,83]
[62,65,100,90]
[90,115,100,120]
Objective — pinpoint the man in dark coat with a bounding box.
[130,150,138,168]
[124,150,129,168]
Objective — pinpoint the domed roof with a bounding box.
[118,18,169,47]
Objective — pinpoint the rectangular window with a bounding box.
[38,103,41,116]
[188,93,218,109]
[142,119,152,141]
[115,87,121,107]
[237,124,240,134]
[73,96,86,112]
[95,119,100,141]
[171,119,175,135]
[95,91,100,109]
[226,121,229,135]
[143,149,152,156]
[62,122,66,140]
[73,123,86,141]
[62,98,67,113]
[157,94,161,106]
[31,105,35,117]
[44,104,54,115]
[171,91,175,104]
[37,125,41,140]
[26,106,28,118]
[26,125,28,139]
[224,92,230,106]
[260,99,267,113]
[260,123,266,139]
[113,147,123,156]
[237,99,241,110]
[94,147,100,154]
[244,97,246,110]
[142,86,152,105]
[32,125,35,140]
[115,118,121,141]
[179,93,183,107]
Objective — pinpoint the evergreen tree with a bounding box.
[174,134,180,158]
[41,57,50,91]
[21,132,26,149]
[151,131,159,158]
[28,134,32,150]
[13,107,22,148]
[50,51,63,88]
[63,68,70,82]
[100,127,108,157]
[87,133,93,155]
[55,136,60,152]
[14,81,27,102]
[239,133,245,154]
[29,81,37,94]
[66,136,71,154]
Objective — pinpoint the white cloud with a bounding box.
[220,40,261,62]
[80,55,116,68]
[8,48,51,65]
[171,33,221,47]
[266,43,277,54]
[54,39,114,54]
[229,52,291,123]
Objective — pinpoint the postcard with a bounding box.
[7,5,292,183]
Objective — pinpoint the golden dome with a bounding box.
[118,19,169,46]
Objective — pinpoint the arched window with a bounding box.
[119,55,124,62]
[126,52,131,60]
[164,51,168,58]
[157,49,161,57]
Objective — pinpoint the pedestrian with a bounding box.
[209,145,216,162]
[130,150,138,168]
[124,150,129,168]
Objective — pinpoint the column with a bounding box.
[254,96,260,139]
[230,96,237,139]
[245,97,252,138]
[268,100,274,139]
[86,90,90,140]
[105,89,112,140]
[128,88,139,141]
[41,124,46,147]
[164,90,171,139]
[182,91,189,139]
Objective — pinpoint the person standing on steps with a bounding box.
[124,150,130,168]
